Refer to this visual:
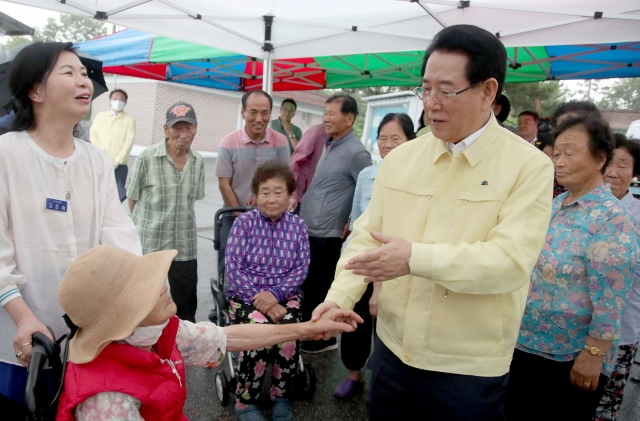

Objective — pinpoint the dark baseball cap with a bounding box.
[166,102,197,127]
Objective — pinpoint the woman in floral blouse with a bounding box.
[507,115,639,421]
[225,160,310,421]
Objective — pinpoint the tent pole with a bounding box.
[262,15,274,94]
[262,52,273,94]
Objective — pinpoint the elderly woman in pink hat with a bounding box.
[55,246,362,421]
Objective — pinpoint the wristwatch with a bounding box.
[583,345,606,357]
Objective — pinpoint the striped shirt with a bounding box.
[225,209,310,304]
[126,140,205,261]
[215,127,290,206]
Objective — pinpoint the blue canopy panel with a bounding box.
[167,57,249,92]
[76,30,154,67]
[547,43,640,80]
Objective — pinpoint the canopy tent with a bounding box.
[0,11,34,36]
[75,29,425,91]
[6,0,640,92]
[76,29,640,92]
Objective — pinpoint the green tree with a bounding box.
[502,81,566,121]
[0,36,31,51]
[596,78,640,110]
[32,14,106,43]
[0,14,105,50]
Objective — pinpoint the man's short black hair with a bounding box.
[518,110,539,122]
[552,100,601,127]
[281,98,297,110]
[109,89,128,102]
[422,25,507,99]
[325,95,358,118]
[242,90,273,111]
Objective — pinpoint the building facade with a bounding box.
[86,75,327,153]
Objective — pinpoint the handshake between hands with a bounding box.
[307,301,360,341]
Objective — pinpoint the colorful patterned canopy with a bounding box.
[77,29,640,92]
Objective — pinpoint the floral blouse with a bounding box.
[73,320,226,421]
[517,185,639,374]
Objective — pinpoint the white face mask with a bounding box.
[125,319,169,347]
[111,100,126,112]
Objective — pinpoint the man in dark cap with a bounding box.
[126,101,205,322]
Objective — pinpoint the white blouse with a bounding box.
[0,131,142,364]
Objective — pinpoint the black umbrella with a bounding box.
[0,42,108,115]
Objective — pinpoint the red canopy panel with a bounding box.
[103,63,167,81]
[243,58,326,91]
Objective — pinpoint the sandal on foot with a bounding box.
[334,378,364,399]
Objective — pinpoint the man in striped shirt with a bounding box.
[215,90,291,289]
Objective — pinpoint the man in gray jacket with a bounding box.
[300,95,372,353]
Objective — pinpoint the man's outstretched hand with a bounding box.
[307,301,363,341]
[344,230,411,283]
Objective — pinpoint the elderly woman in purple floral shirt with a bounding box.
[225,160,310,421]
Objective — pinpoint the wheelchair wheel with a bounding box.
[301,362,316,399]
[215,370,230,406]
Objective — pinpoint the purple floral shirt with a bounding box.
[517,185,639,374]
[225,209,310,304]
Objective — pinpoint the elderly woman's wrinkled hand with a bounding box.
[253,291,279,314]
[308,307,364,341]
[345,230,411,283]
[266,303,287,323]
[569,351,604,392]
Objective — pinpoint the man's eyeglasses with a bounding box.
[412,83,479,104]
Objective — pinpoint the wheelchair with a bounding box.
[208,206,317,406]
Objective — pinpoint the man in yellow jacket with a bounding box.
[90,89,136,202]
[313,25,554,420]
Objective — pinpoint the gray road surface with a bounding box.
[137,158,640,421]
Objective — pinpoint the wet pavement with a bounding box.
[144,158,640,421]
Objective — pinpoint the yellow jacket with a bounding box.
[89,110,136,165]
[326,116,554,377]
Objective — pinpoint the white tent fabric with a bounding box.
[5,0,640,59]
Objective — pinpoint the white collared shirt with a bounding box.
[446,116,492,154]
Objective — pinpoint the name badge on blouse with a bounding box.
[46,198,67,212]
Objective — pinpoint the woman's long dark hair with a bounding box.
[9,42,79,132]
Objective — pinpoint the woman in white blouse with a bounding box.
[0,42,141,418]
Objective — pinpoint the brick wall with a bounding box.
[89,76,325,153]
[154,83,240,151]
[601,109,640,133]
